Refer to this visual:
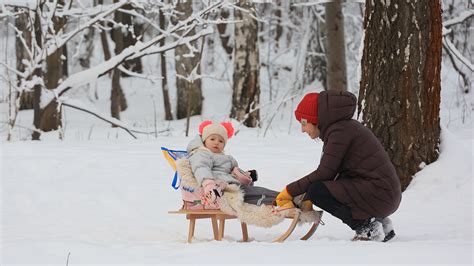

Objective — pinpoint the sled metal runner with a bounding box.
[168,208,322,243]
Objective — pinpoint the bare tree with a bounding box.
[231,0,260,127]
[303,5,326,88]
[31,4,44,140]
[216,8,233,58]
[159,8,172,121]
[112,1,143,75]
[41,0,69,134]
[15,10,34,110]
[358,0,442,190]
[325,0,347,91]
[98,0,111,61]
[173,0,203,120]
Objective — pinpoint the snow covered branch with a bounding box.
[442,36,473,72]
[44,1,130,62]
[0,0,39,10]
[443,10,474,28]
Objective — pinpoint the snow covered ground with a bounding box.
[1,123,472,265]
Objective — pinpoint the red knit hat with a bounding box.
[294,93,319,125]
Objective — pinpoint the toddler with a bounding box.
[187,120,278,206]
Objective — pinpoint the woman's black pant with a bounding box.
[304,181,366,230]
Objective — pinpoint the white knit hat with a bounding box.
[199,120,234,144]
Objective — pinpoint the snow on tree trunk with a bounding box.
[32,8,43,140]
[78,28,95,69]
[358,0,442,190]
[112,1,143,75]
[174,0,203,119]
[98,0,111,61]
[159,8,172,121]
[42,0,68,133]
[303,5,326,88]
[231,0,260,128]
[274,0,283,49]
[216,8,233,58]
[110,7,128,121]
[15,10,34,110]
[325,0,347,91]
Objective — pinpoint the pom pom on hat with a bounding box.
[295,92,319,125]
[199,120,234,144]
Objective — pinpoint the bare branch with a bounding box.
[443,10,474,28]
[61,100,169,139]
[442,35,473,72]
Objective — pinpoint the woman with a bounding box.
[276,90,402,241]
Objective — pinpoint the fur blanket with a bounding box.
[176,158,321,228]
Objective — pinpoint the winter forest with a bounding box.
[1,0,473,265]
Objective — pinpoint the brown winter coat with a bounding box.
[287,90,402,219]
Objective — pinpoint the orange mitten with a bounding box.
[276,187,295,209]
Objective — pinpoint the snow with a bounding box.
[0,0,37,9]
[0,3,473,265]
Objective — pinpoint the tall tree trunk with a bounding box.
[111,69,125,121]
[98,0,111,61]
[274,0,283,49]
[110,0,128,120]
[32,7,44,140]
[231,0,260,128]
[303,6,327,88]
[40,0,68,134]
[358,1,442,190]
[174,0,203,119]
[217,8,233,58]
[112,1,142,75]
[78,27,95,69]
[159,9,172,121]
[325,0,347,91]
[15,10,34,110]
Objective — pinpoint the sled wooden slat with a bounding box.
[272,211,301,242]
[169,209,320,243]
[300,222,319,240]
[169,209,247,243]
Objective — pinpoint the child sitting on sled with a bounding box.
[186,120,279,207]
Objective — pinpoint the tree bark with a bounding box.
[78,27,95,69]
[231,0,260,127]
[39,0,68,134]
[32,7,44,140]
[98,0,111,61]
[217,8,233,58]
[303,6,326,88]
[159,8,172,121]
[112,1,143,75]
[111,68,126,121]
[110,1,128,120]
[15,10,34,110]
[174,0,203,119]
[274,0,283,49]
[358,0,442,190]
[325,0,347,91]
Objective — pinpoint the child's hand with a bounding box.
[202,179,225,204]
[231,167,252,185]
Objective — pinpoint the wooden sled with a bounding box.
[168,208,323,243]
